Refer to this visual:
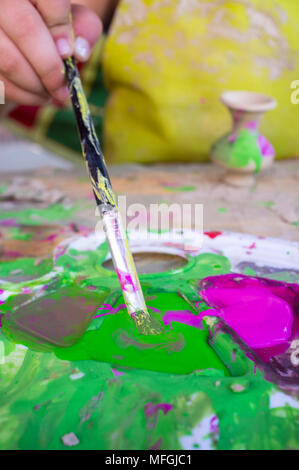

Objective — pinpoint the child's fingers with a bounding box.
[0,0,68,101]
[33,0,74,58]
[0,27,48,97]
[71,4,103,62]
[0,74,51,106]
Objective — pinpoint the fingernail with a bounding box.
[75,37,91,61]
[56,38,72,57]
[56,86,70,101]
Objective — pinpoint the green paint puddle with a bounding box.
[55,291,230,376]
[1,277,229,376]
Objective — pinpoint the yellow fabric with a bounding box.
[103,0,299,164]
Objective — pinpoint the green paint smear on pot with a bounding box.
[212,129,262,173]
[54,292,229,375]
[0,203,79,226]
[1,248,299,450]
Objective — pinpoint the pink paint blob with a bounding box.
[244,121,258,131]
[42,233,59,242]
[93,303,126,319]
[257,134,275,158]
[199,274,294,350]
[22,287,32,294]
[0,218,18,227]
[116,270,139,293]
[163,310,203,329]
[228,133,237,143]
[204,231,222,239]
[144,402,173,418]
[5,251,22,258]
[111,368,125,378]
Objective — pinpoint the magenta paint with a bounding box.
[257,134,275,158]
[199,274,298,354]
[244,121,258,131]
[145,402,173,418]
[163,310,203,329]
[93,303,126,319]
[0,218,18,227]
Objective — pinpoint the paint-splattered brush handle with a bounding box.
[63,57,114,208]
[63,57,162,335]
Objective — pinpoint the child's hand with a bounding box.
[0,0,102,106]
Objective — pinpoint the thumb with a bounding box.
[71,4,103,62]
[34,0,74,58]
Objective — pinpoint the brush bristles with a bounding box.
[131,310,163,336]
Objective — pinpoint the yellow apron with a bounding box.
[103,0,299,163]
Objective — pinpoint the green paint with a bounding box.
[212,129,263,173]
[242,266,299,284]
[54,292,229,375]
[0,331,298,450]
[0,203,78,226]
[2,249,232,375]
[258,201,275,209]
[243,267,258,277]
[0,258,53,282]
[0,240,298,450]
[163,185,196,192]
[217,207,227,213]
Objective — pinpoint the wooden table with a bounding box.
[0,135,298,269]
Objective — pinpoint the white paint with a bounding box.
[70,372,85,381]
[179,415,215,450]
[270,391,299,410]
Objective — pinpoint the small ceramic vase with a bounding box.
[211,91,277,186]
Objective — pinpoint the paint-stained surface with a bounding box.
[0,149,298,450]
[0,231,299,450]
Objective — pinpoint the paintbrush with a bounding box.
[63,57,162,335]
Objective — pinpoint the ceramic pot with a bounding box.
[211,91,277,186]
